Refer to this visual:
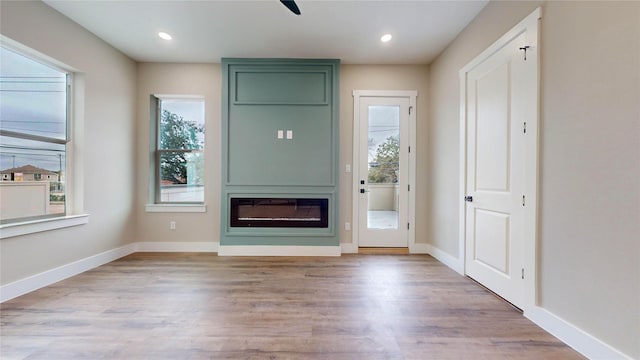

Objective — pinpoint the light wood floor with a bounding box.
[1,253,584,359]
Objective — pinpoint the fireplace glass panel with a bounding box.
[230,198,328,228]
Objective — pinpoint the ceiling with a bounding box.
[43,0,488,65]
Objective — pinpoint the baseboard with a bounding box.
[0,243,136,302]
[410,242,429,254]
[526,307,633,360]
[426,244,464,275]
[218,245,341,256]
[135,241,218,253]
[341,242,358,254]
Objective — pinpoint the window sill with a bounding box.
[0,214,89,239]
[145,204,207,213]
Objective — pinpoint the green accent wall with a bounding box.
[221,59,340,246]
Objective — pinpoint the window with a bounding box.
[0,44,69,224]
[153,96,205,204]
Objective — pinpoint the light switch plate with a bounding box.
[286,130,293,139]
[277,130,284,139]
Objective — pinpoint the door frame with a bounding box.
[352,90,417,251]
[459,7,541,313]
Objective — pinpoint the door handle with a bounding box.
[465,196,473,202]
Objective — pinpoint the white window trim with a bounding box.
[154,94,203,100]
[0,214,89,239]
[144,204,206,213]
[149,94,206,206]
[0,35,85,234]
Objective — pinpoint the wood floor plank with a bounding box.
[0,253,584,359]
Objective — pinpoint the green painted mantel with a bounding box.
[220,58,340,246]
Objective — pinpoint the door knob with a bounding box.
[465,196,473,202]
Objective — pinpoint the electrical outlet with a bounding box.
[170,221,176,230]
[344,222,351,231]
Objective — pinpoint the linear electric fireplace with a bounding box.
[230,198,328,228]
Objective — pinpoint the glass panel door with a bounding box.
[366,105,400,230]
[357,96,409,247]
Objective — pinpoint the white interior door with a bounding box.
[356,96,410,247]
[464,31,535,309]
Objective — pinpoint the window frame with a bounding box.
[150,95,206,206]
[0,42,71,222]
[0,36,88,238]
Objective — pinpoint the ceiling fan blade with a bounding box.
[280,0,301,15]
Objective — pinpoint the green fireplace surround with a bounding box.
[220,58,340,246]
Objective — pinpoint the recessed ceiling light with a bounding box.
[158,32,172,40]
[380,34,392,43]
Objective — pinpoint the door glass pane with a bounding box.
[367,105,399,229]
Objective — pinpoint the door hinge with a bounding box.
[408,146,411,153]
[407,222,410,230]
[408,184,410,191]
[521,268,525,279]
[523,122,527,134]
[522,195,526,206]
[519,45,531,61]
[409,106,413,115]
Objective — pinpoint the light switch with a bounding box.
[286,130,293,139]
[345,164,351,173]
[277,130,284,139]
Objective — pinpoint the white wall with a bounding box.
[0,1,137,284]
[135,63,221,245]
[428,1,640,357]
[339,65,430,246]
[0,183,50,220]
[134,63,430,247]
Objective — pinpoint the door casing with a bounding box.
[352,90,417,251]
[459,8,540,313]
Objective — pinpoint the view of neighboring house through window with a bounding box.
[154,97,205,203]
[0,45,69,223]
